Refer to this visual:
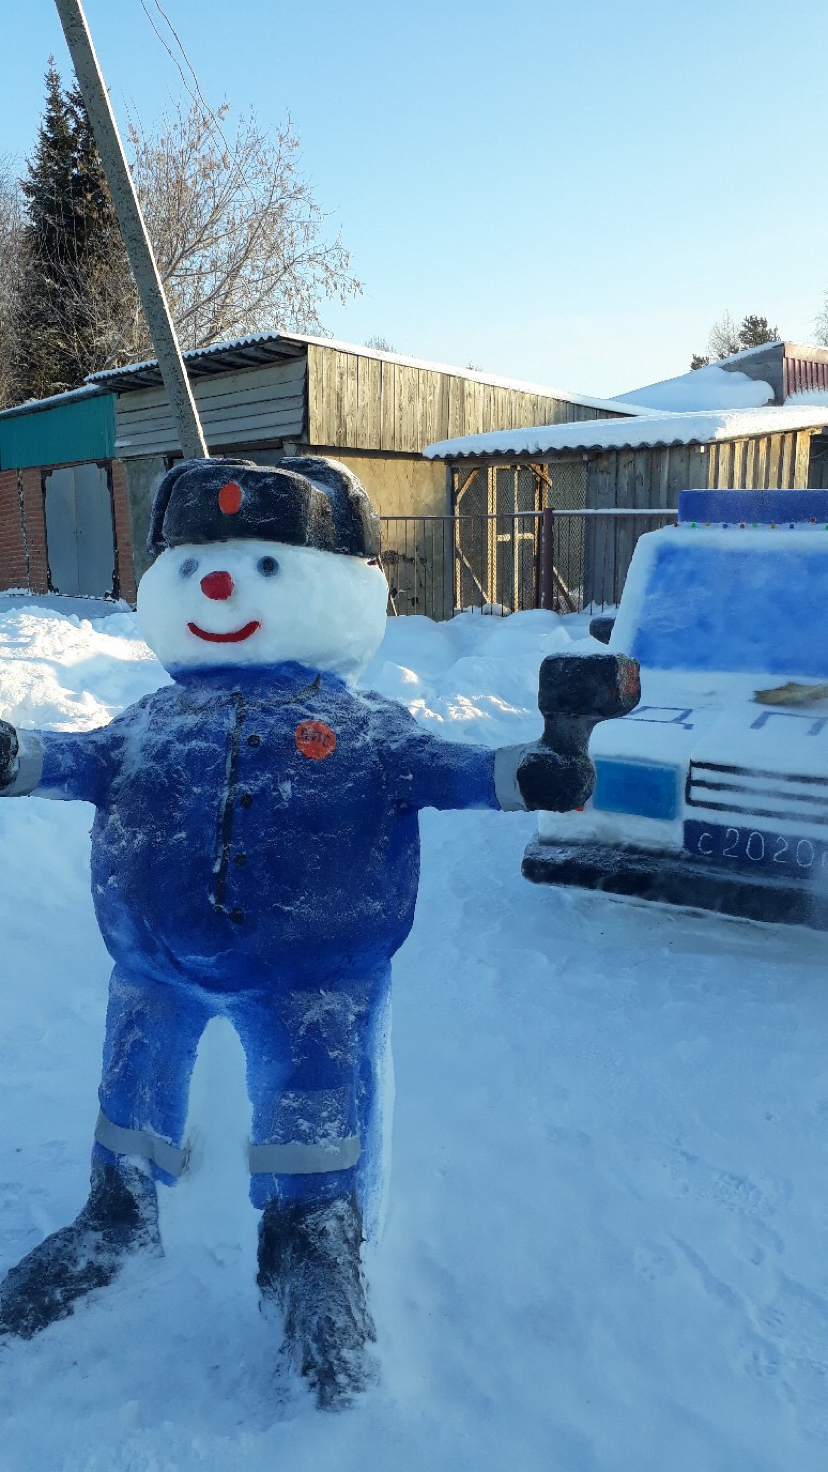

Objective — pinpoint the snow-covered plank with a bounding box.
[425,405,828,462]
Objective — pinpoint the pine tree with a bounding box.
[14,60,122,400]
[66,79,122,276]
[737,314,778,350]
[14,61,74,398]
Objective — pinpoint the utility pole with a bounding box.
[53,0,208,459]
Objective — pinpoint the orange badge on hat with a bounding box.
[295,720,337,761]
[218,481,243,514]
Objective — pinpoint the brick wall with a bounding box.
[20,468,48,593]
[0,469,28,590]
[0,459,138,601]
[0,468,48,593]
[111,459,136,602]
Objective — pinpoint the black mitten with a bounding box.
[0,719,19,791]
[516,744,595,813]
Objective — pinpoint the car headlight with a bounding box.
[592,759,679,821]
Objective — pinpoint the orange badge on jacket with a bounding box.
[295,720,337,761]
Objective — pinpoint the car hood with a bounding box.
[590,671,828,779]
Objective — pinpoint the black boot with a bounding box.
[0,1162,160,1340]
[257,1193,377,1410]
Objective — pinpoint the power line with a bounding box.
[136,0,261,211]
[149,0,225,143]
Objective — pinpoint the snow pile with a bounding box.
[614,362,774,413]
[0,603,167,732]
[1,604,827,1470]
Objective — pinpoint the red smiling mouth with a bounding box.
[188,620,261,644]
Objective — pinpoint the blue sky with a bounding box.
[3,0,827,397]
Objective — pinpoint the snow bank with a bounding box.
[1,605,827,1470]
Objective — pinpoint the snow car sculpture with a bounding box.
[0,456,639,1408]
[523,489,828,930]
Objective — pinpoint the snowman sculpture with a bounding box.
[0,457,609,1407]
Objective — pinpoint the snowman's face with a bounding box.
[137,538,388,681]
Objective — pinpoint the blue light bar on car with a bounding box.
[592,760,678,821]
[678,490,828,526]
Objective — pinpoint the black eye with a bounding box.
[257,556,279,577]
[179,557,199,579]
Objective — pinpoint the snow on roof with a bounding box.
[0,383,106,421]
[424,404,828,461]
[84,328,650,415]
[613,362,774,413]
[785,387,828,408]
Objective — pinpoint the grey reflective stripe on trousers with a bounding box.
[95,1111,188,1178]
[248,1134,361,1175]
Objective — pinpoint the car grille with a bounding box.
[686,761,828,827]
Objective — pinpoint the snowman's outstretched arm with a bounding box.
[392,724,501,812]
[0,718,113,805]
[391,723,593,815]
[388,652,640,815]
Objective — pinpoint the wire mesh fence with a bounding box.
[379,507,677,619]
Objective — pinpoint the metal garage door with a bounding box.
[44,463,116,597]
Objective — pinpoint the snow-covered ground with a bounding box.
[0,601,827,1471]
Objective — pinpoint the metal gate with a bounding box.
[44,463,117,597]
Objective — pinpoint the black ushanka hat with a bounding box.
[147,456,381,558]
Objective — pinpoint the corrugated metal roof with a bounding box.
[425,405,828,461]
[85,332,307,389]
[84,328,649,415]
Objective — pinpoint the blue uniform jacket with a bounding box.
[34,662,499,989]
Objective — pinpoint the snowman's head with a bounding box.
[137,457,388,681]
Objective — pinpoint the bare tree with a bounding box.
[707,311,741,361]
[3,92,363,401]
[96,101,362,367]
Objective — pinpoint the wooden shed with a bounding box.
[425,404,828,611]
[88,332,635,459]
[0,332,642,601]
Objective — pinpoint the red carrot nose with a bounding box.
[200,570,234,600]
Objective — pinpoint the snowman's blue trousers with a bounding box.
[92,963,392,1213]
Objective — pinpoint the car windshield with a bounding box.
[629,539,828,677]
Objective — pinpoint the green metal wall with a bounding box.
[0,393,115,470]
